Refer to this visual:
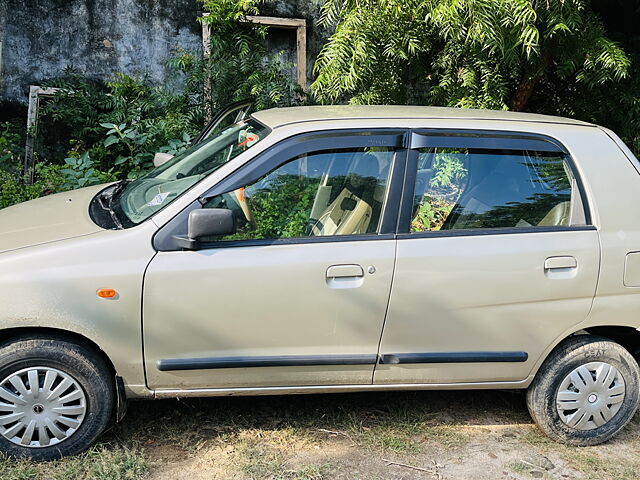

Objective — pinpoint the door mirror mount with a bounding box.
[173,208,236,250]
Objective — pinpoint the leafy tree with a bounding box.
[313,0,630,111]
[199,0,304,111]
[530,35,640,156]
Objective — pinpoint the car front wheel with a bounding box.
[0,336,114,460]
[527,335,640,446]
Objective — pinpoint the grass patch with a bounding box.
[520,427,556,448]
[289,463,331,480]
[0,446,148,480]
[355,426,422,454]
[238,445,330,480]
[510,461,528,474]
[240,447,289,479]
[521,423,640,480]
[421,424,469,447]
[560,448,639,480]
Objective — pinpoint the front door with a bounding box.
[144,130,406,390]
[375,130,600,385]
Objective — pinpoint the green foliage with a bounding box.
[313,0,630,110]
[413,154,466,232]
[0,163,66,210]
[60,152,116,190]
[412,197,454,232]
[100,122,155,177]
[0,123,65,209]
[41,71,111,149]
[529,36,640,157]
[158,132,193,156]
[430,152,466,189]
[314,0,431,104]
[0,122,24,168]
[0,0,307,212]
[199,0,305,110]
[22,1,304,199]
[231,175,319,240]
[40,68,205,176]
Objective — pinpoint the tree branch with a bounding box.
[510,42,556,111]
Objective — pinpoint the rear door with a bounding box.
[375,129,600,385]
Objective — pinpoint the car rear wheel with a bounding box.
[0,336,114,460]
[527,335,640,445]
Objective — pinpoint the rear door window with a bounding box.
[410,147,578,232]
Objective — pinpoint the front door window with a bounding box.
[203,148,395,241]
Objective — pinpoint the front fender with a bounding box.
[0,224,157,397]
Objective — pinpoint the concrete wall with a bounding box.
[0,0,328,103]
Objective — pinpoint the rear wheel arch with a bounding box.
[529,325,640,384]
[527,334,640,445]
[582,326,640,357]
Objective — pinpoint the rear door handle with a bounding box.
[326,264,364,279]
[544,256,577,270]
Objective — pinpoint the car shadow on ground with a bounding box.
[108,389,534,444]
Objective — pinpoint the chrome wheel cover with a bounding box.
[556,361,626,430]
[0,367,87,448]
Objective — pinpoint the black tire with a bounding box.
[527,335,640,446]
[0,336,114,460]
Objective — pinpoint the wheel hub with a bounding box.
[0,367,87,448]
[556,361,626,431]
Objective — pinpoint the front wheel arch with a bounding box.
[0,326,117,379]
[0,336,116,459]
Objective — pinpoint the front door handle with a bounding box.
[544,256,577,270]
[326,264,364,279]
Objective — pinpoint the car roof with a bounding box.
[251,105,593,129]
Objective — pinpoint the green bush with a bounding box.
[24,0,305,194]
[0,0,307,211]
[0,122,23,169]
[0,163,66,210]
[199,0,305,111]
[40,69,204,178]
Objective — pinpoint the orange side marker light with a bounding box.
[97,288,117,299]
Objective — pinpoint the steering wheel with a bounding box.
[305,217,325,236]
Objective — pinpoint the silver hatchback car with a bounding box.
[1,105,640,460]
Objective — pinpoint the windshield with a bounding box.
[113,118,269,226]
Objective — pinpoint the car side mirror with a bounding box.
[189,208,236,239]
[173,208,236,250]
[153,152,174,167]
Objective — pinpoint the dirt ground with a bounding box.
[133,389,640,480]
[3,389,640,479]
